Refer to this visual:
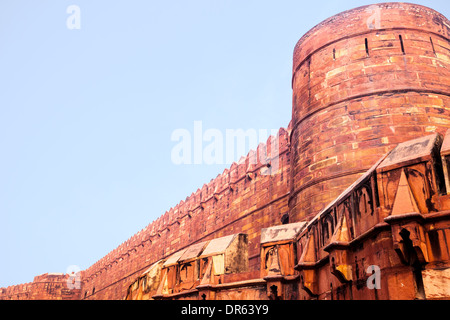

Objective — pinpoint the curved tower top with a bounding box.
[292,2,450,79]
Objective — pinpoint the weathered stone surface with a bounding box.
[179,241,208,263]
[125,260,164,300]
[378,133,442,172]
[261,222,306,244]
[163,249,187,267]
[200,234,236,257]
[422,268,450,299]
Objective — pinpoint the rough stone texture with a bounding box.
[124,260,164,300]
[1,2,450,300]
[261,222,306,244]
[422,268,450,299]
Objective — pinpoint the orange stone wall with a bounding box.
[289,2,450,222]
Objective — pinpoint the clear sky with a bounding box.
[1,0,448,288]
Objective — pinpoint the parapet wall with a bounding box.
[80,127,291,299]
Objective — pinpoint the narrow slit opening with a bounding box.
[365,38,369,57]
[399,35,405,54]
[430,37,437,56]
[333,48,336,60]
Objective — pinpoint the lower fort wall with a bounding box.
[0,273,80,300]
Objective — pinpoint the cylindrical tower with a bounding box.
[289,3,450,222]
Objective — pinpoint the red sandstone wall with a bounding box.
[289,2,450,222]
[81,128,291,300]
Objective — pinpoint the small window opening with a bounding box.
[281,213,289,225]
[269,285,279,300]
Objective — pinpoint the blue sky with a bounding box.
[0,0,448,288]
